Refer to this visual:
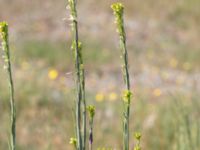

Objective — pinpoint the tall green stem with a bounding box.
[81,65,86,150]
[68,0,82,149]
[68,0,86,149]
[111,3,132,150]
[0,22,16,150]
[79,43,86,150]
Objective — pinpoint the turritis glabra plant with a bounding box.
[111,3,133,150]
[68,0,86,150]
[0,22,16,150]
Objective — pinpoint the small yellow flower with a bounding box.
[87,105,95,119]
[69,137,77,147]
[122,90,132,103]
[111,3,124,14]
[0,21,8,39]
[95,93,104,102]
[108,92,118,101]
[153,88,162,97]
[134,145,141,150]
[48,69,58,80]
[169,58,178,68]
[134,132,142,140]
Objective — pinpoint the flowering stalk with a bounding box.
[87,105,95,150]
[0,22,16,150]
[70,137,78,149]
[111,3,132,150]
[78,42,87,150]
[68,0,86,149]
[134,132,142,150]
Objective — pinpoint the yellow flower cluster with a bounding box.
[95,92,118,102]
[111,3,124,15]
[153,88,162,97]
[134,132,142,140]
[87,105,95,119]
[169,58,178,68]
[134,132,142,150]
[69,137,77,147]
[95,93,105,102]
[111,3,125,35]
[108,92,118,101]
[122,90,132,103]
[48,69,58,80]
[0,21,8,40]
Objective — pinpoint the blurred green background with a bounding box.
[0,0,200,149]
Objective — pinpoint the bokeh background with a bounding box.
[0,0,200,149]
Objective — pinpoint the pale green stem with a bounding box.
[120,32,131,150]
[79,43,86,150]
[74,19,82,150]
[68,0,87,149]
[69,1,82,149]
[111,3,131,150]
[1,23,16,150]
[89,118,94,150]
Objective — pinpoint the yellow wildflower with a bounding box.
[153,88,162,97]
[69,137,77,147]
[87,105,95,119]
[95,93,104,102]
[48,69,58,80]
[108,92,118,101]
[122,90,132,103]
[169,58,178,68]
[134,132,142,140]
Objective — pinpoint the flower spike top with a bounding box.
[87,105,95,119]
[111,2,124,15]
[68,0,77,22]
[111,3,125,36]
[0,21,8,42]
[0,21,10,68]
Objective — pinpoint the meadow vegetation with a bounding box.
[0,0,200,149]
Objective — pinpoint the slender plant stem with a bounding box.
[80,65,86,150]
[89,119,93,150]
[0,22,16,150]
[68,0,86,149]
[111,3,131,150]
[78,43,86,150]
[87,105,95,150]
[121,23,130,150]
[74,19,82,150]
[68,0,82,149]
